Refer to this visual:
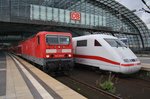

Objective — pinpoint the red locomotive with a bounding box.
[14,31,74,73]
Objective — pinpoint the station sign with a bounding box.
[70,11,81,21]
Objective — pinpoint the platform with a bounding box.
[139,57,150,71]
[141,63,150,71]
[0,52,86,99]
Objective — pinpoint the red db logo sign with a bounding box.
[70,12,81,21]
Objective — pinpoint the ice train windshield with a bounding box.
[104,38,127,47]
[119,38,128,46]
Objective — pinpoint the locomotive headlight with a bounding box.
[68,54,72,57]
[46,55,50,58]
[123,59,130,62]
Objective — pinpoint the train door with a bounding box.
[36,35,40,57]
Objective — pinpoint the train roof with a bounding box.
[37,31,72,36]
[18,31,72,44]
[73,34,117,40]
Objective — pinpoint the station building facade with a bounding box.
[0,0,150,52]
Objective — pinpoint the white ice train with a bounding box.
[73,34,141,74]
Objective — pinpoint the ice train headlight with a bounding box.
[123,59,130,62]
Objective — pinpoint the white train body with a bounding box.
[73,34,141,74]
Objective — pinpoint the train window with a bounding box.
[46,35,58,44]
[104,38,126,47]
[46,35,70,45]
[94,40,101,46]
[77,40,87,47]
[119,38,128,46]
[37,36,40,45]
[117,39,127,47]
[59,36,70,44]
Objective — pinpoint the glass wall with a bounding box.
[0,0,10,21]
[30,2,138,34]
[0,0,150,51]
[30,4,106,26]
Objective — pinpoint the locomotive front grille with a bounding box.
[45,58,74,71]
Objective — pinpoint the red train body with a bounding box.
[15,31,74,72]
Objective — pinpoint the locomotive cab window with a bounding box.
[77,40,87,47]
[59,36,70,44]
[46,35,70,45]
[94,40,101,46]
[46,35,58,45]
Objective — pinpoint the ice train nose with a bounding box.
[121,63,141,74]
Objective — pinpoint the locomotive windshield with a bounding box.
[59,36,70,44]
[104,38,127,47]
[46,35,70,45]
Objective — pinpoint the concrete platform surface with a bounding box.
[141,63,150,71]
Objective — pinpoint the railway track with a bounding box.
[55,73,122,99]
[67,76,122,99]
[135,71,150,83]
[138,77,150,83]
[124,77,150,89]
[57,67,150,99]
